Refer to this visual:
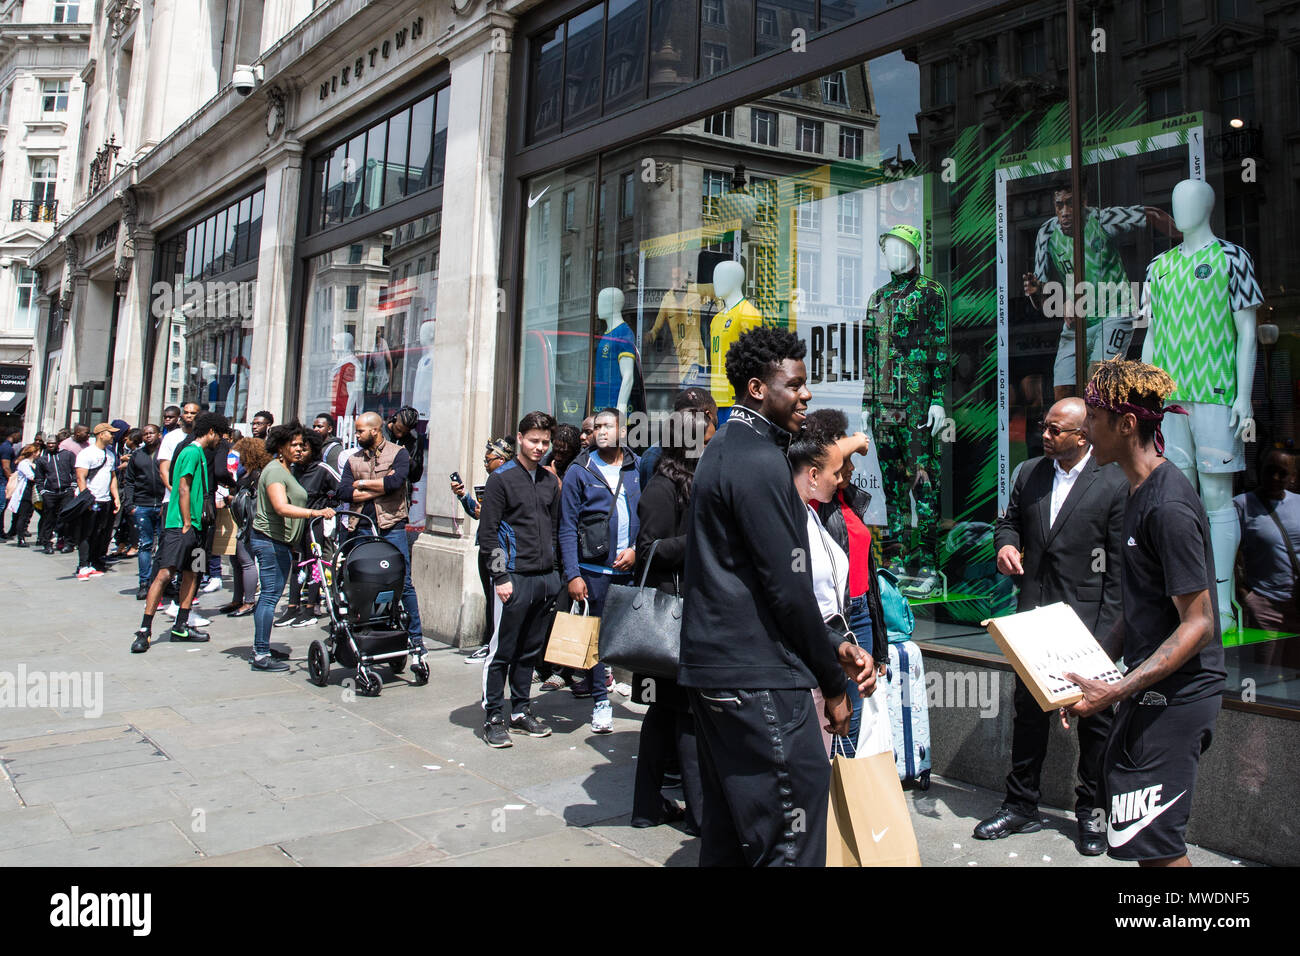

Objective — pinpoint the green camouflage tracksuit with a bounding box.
[862,269,951,571]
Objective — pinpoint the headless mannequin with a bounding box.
[1141,179,1258,634]
[597,287,635,416]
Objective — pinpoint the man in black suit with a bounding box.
[974,397,1126,855]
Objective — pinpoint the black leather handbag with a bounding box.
[598,540,681,678]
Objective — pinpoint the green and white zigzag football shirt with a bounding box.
[1142,239,1262,406]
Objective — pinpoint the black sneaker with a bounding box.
[251,654,290,672]
[130,629,151,653]
[169,625,210,643]
[484,714,513,748]
[291,609,317,627]
[509,709,552,738]
[972,806,1043,840]
[274,607,300,627]
[42,545,54,554]
[136,586,149,600]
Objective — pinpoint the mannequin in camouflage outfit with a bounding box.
[862,225,950,576]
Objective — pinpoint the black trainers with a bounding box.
[135,586,149,600]
[509,709,552,738]
[291,609,317,627]
[169,625,210,643]
[972,806,1043,840]
[484,714,513,748]
[274,606,300,627]
[251,654,290,672]
[130,629,151,653]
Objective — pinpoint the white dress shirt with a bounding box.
[1049,448,1091,528]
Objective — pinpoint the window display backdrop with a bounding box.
[514,4,1300,702]
[299,213,439,528]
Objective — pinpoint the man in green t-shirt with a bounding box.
[132,412,229,654]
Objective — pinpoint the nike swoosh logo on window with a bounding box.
[1107,790,1186,848]
[528,185,550,208]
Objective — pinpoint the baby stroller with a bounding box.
[304,513,429,696]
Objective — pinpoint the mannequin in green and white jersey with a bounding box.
[1141,178,1264,635]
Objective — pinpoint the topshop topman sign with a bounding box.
[0,365,28,390]
[319,17,425,102]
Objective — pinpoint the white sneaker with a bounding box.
[185,611,212,627]
[76,566,94,580]
[201,577,222,594]
[162,601,180,618]
[591,700,614,734]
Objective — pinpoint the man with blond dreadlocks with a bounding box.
[1063,358,1224,867]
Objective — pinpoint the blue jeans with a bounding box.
[250,531,292,657]
[580,570,633,705]
[380,527,424,644]
[837,594,876,758]
[134,506,161,588]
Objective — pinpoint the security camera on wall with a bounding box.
[232,64,264,97]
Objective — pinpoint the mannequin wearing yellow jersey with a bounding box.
[708,260,763,422]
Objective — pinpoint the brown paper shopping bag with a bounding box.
[544,599,601,670]
[826,750,922,867]
[212,509,240,556]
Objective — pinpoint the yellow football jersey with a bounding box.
[651,290,707,373]
[709,298,764,405]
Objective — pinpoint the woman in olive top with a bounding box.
[249,422,335,671]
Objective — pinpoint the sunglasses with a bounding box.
[1036,420,1083,438]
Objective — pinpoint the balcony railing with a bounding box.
[11,200,58,222]
[88,136,121,196]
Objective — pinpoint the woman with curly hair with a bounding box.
[249,422,334,671]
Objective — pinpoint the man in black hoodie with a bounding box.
[33,432,76,553]
[680,326,875,866]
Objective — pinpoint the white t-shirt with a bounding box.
[595,457,630,553]
[157,429,188,503]
[806,505,849,622]
[75,445,116,502]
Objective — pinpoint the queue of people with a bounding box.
[449,327,1229,870]
[4,322,1240,869]
[7,404,423,679]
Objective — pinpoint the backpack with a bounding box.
[229,471,259,543]
[876,568,915,643]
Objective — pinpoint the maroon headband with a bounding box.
[1084,381,1187,455]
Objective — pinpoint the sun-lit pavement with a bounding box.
[0,542,1255,867]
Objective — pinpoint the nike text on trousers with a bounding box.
[481,570,560,721]
[689,687,830,867]
[1102,693,1220,862]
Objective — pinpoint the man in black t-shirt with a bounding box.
[1066,359,1225,867]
